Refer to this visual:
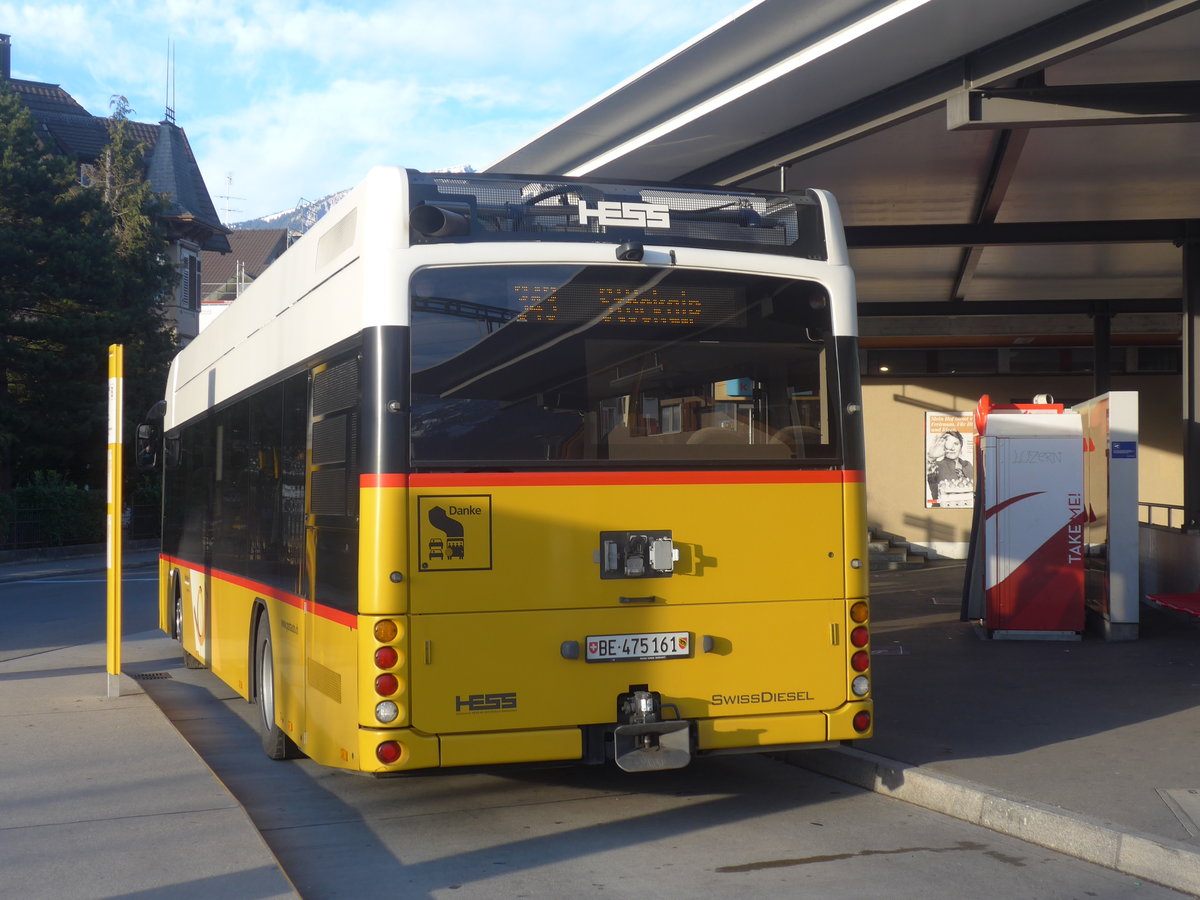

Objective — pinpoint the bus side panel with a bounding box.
[409,599,848,740]
[303,612,360,768]
[163,560,321,752]
[843,477,870,599]
[209,573,259,700]
[358,483,409,616]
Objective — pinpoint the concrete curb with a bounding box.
[783,746,1200,897]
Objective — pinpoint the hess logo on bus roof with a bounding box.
[577,199,671,229]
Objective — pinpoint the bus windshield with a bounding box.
[411,265,840,466]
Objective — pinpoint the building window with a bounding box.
[180,253,200,310]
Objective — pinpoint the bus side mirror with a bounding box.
[137,400,168,472]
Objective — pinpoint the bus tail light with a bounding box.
[850,626,869,647]
[850,602,869,623]
[376,740,403,764]
[375,646,399,668]
[851,675,870,697]
[853,711,871,733]
[851,650,870,672]
[371,618,405,724]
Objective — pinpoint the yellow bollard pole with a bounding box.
[106,344,124,699]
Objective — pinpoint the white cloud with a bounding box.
[4,0,755,218]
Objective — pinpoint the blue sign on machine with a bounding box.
[1111,441,1137,459]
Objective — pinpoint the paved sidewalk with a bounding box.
[0,551,297,900]
[3,550,1199,896]
[786,561,1200,897]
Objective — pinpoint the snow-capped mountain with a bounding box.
[228,167,476,233]
[228,190,351,233]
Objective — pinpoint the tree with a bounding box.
[94,96,178,478]
[0,84,176,493]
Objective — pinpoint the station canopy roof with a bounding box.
[488,0,1200,348]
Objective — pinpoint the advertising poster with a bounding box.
[925,412,976,508]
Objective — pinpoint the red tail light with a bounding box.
[851,650,870,672]
[376,741,402,764]
[375,646,399,668]
[853,711,871,733]
[375,673,399,696]
[850,626,869,647]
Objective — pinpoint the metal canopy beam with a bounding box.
[964,0,1200,88]
[846,219,1188,248]
[948,81,1200,130]
[688,0,1200,188]
[858,299,1181,317]
[952,127,1030,299]
[685,62,963,186]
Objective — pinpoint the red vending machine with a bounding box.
[975,396,1086,639]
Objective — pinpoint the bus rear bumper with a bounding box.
[361,699,871,774]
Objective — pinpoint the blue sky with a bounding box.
[2,1,752,221]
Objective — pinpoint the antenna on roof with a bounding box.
[164,37,176,124]
[218,172,245,225]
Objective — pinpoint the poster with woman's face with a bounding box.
[925,412,976,508]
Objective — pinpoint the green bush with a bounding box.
[10,471,106,546]
[0,491,13,544]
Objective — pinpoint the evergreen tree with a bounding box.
[95,96,177,478]
[0,84,176,493]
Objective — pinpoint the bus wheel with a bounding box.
[256,621,298,760]
[172,582,183,641]
[176,581,204,669]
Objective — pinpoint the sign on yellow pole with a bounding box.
[106,344,123,699]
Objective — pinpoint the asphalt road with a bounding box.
[0,569,158,662]
[3,571,1191,899]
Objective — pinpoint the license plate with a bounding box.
[585,631,692,662]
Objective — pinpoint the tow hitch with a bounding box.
[612,684,692,772]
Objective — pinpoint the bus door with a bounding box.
[303,357,362,754]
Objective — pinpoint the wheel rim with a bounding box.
[174,592,183,640]
[260,640,275,728]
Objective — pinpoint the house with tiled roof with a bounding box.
[199,228,291,331]
[1,33,230,342]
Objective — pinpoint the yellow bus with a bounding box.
[146,167,871,773]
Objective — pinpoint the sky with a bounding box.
[2,0,753,222]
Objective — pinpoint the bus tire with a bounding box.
[170,576,183,640]
[175,578,204,669]
[255,619,298,760]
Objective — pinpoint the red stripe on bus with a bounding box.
[401,470,864,487]
[159,555,357,630]
[361,473,409,488]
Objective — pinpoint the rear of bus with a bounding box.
[368,172,871,772]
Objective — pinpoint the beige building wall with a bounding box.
[861,374,1184,558]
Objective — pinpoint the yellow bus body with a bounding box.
[162,474,870,773]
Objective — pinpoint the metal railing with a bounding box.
[0,504,159,551]
[1139,502,1187,529]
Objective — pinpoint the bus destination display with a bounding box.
[512,282,745,327]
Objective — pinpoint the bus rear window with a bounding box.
[410,265,840,467]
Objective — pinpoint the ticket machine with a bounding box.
[969,395,1086,639]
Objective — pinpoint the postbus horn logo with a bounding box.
[426,506,466,561]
